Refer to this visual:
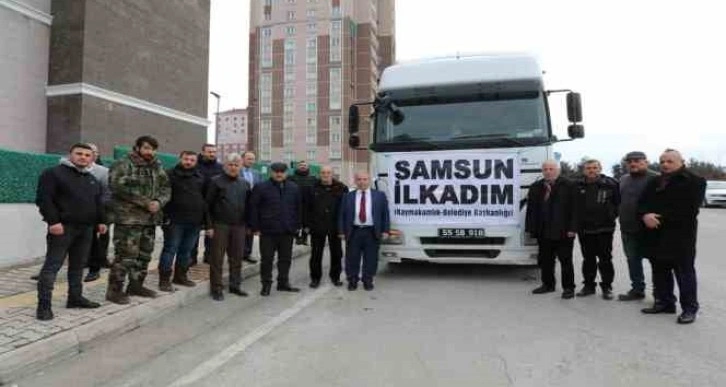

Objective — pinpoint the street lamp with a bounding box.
[210,91,221,144]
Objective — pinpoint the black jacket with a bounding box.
[525,177,578,241]
[205,174,252,227]
[36,162,106,226]
[196,156,224,192]
[249,179,302,235]
[304,179,349,234]
[575,174,620,234]
[638,168,706,261]
[164,165,206,225]
[288,170,317,195]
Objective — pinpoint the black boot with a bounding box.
[106,264,130,304]
[127,273,158,298]
[576,285,596,297]
[677,311,697,324]
[84,270,101,282]
[36,300,53,321]
[158,270,174,292]
[172,264,196,287]
[601,287,614,300]
[531,285,555,294]
[260,283,272,296]
[229,286,249,297]
[642,303,677,314]
[618,289,646,301]
[277,282,300,292]
[67,296,101,309]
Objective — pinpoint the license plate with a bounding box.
[438,228,485,239]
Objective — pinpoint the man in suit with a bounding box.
[338,171,390,291]
[240,151,263,264]
[525,160,578,299]
[639,149,706,324]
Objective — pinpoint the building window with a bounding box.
[260,28,273,68]
[284,85,295,99]
[329,37,341,62]
[284,130,293,146]
[285,151,294,161]
[307,23,317,34]
[332,6,341,18]
[330,115,342,130]
[287,11,296,20]
[284,38,295,66]
[306,37,317,64]
[306,82,317,97]
[329,67,341,110]
[260,73,272,114]
[286,26,296,36]
[287,0,296,3]
[330,149,342,160]
[306,132,317,145]
[307,150,317,160]
[306,63,317,80]
[306,102,317,112]
[306,9,316,18]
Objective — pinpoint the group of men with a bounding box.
[526,149,706,324]
[33,136,391,320]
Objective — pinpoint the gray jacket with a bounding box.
[89,162,111,203]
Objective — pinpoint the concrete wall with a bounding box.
[0,1,51,152]
[0,204,46,269]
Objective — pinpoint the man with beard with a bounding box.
[35,143,107,320]
[158,151,205,292]
[191,144,224,265]
[304,166,348,288]
[639,149,706,324]
[106,136,171,304]
[288,160,317,245]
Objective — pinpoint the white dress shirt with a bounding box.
[353,189,374,226]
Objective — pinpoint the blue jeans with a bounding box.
[621,232,651,293]
[159,223,201,272]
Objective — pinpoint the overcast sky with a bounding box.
[206,0,725,171]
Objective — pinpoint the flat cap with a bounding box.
[624,151,647,160]
[270,162,288,172]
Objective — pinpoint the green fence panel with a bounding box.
[0,148,63,203]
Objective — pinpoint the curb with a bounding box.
[0,246,310,384]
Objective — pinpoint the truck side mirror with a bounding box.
[568,124,585,139]
[390,106,405,126]
[348,135,360,148]
[348,105,360,134]
[566,92,583,123]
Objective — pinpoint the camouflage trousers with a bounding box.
[110,225,156,284]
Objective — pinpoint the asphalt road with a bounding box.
[14,208,726,387]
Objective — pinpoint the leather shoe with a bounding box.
[641,304,677,314]
[67,297,101,309]
[618,290,646,301]
[277,284,300,292]
[677,311,697,324]
[576,286,596,297]
[36,305,53,321]
[332,280,344,287]
[260,284,272,296]
[309,280,320,289]
[243,257,258,264]
[229,287,249,297]
[602,289,614,300]
[84,270,101,283]
[363,283,374,291]
[531,285,555,294]
[347,282,358,291]
[211,291,224,301]
[561,289,575,299]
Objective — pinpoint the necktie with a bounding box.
[543,181,553,202]
[359,191,367,223]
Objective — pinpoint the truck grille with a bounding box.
[424,249,501,258]
[419,237,506,245]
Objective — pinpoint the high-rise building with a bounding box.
[215,108,248,161]
[44,0,211,156]
[0,0,52,153]
[248,0,395,182]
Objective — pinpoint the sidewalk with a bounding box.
[0,236,310,384]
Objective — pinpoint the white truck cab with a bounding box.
[347,53,584,264]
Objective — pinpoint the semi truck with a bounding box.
[347,53,585,265]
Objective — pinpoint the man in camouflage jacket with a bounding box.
[106,136,171,304]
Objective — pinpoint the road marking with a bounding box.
[167,285,332,387]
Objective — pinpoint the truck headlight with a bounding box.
[382,229,404,245]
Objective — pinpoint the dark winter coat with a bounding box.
[164,165,206,225]
[525,177,578,241]
[36,160,106,226]
[205,174,252,227]
[638,168,706,261]
[575,174,620,234]
[196,156,224,191]
[249,179,302,235]
[304,179,349,235]
[288,169,317,196]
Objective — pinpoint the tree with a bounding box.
[688,159,726,180]
[560,161,579,179]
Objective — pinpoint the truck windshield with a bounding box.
[372,92,550,151]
